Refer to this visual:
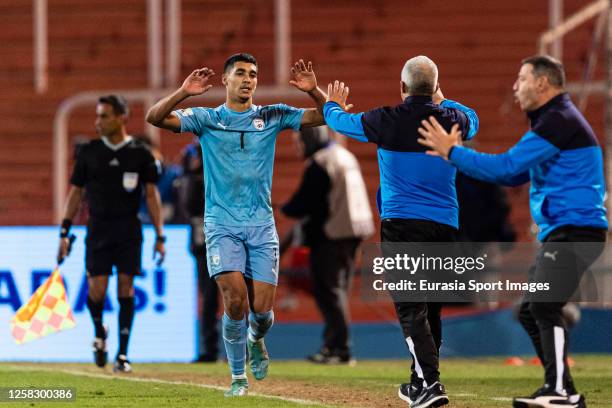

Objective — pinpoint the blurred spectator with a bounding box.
[282,126,374,364]
[134,134,183,224]
[455,161,516,305]
[277,223,313,311]
[456,172,515,244]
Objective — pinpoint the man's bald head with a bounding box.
[401,56,438,96]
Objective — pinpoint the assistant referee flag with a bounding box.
[10,268,76,344]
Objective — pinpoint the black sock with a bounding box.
[118,297,135,356]
[86,297,105,339]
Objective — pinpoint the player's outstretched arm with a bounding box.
[418,116,554,185]
[322,80,367,142]
[146,68,215,132]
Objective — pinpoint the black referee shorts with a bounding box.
[85,217,143,277]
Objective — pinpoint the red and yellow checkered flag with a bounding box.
[10,268,76,344]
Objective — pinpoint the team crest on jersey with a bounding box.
[253,118,265,130]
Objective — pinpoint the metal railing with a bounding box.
[539,0,608,54]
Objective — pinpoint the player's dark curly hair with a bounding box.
[223,53,257,73]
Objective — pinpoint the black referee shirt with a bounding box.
[70,137,160,220]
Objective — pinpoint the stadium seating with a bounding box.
[0,0,605,243]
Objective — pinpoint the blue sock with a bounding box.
[248,310,274,342]
[222,313,247,378]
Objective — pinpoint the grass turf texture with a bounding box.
[1,355,611,407]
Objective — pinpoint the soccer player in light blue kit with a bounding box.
[146,53,327,396]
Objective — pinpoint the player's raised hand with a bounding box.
[289,59,317,92]
[181,68,215,96]
[326,80,353,111]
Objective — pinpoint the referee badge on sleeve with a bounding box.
[122,172,139,192]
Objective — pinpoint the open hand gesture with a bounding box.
[181,68,215,96]
[289,59,317,92]
[327,80,354,111]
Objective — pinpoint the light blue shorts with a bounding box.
[204,221,280,286]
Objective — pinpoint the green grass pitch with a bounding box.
[1,355,611,407]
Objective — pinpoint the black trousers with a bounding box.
[381,218,457,386]
[518,226,605,393]
[194,247,220,359]
[309,237,360,355]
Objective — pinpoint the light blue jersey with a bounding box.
[174,103,304,226]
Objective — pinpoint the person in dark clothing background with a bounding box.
[180,140,220,362]
[418,55,607,408]
[456,170,516,246]
[134,134,184,225]
[282,126,374,364]
[324,55,479,408]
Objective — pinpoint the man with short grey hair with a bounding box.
[323,56,479,408]
[401,56,438,95]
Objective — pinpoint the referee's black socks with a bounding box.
[86,297,106,339]
[118,297,135,356]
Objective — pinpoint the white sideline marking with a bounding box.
[452,393,513,402]
[5,365,325,406]
[4,364,524,405]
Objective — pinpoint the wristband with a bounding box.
[156,235,167,243]
[60,219,72,238]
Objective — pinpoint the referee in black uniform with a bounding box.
[57,95,166,373]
